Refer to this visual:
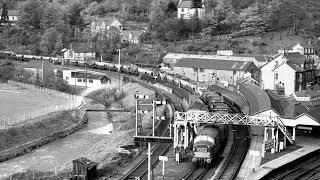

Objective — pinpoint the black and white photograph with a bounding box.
[0,0,320,179]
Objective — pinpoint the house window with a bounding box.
[77,78,82,82]
[199,68,204,72]
[83,78,86,82]
[66,77,69,80]
[181,8,184,12]
[193,68,198,72]
[275,73,278,80]
[71,72,76,78]
[89,79,93,83]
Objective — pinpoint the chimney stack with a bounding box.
[308,39,312,45]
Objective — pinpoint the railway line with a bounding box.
[214,125,250,180]
[181,166,209,180]
[264,152,320,180]
[120,80,187,180]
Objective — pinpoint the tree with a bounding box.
[73,27,83,41]
[187,14,201,36]
[39,28,61,55]
[95,33,112,61]
[0,61,15,82]
[40,3,65,30]
[18,0,45,29]
[67,1,84,28]
[0,2,9,24]
[238,3,270,36]
[193,0,202,8]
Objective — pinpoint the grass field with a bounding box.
[0,83,72,117]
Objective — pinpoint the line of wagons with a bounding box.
[0,51,200,94]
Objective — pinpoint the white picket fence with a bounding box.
[0,81,84,129]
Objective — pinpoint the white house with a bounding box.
[261,52,316,96]
[292,42,315,56]
[120,30,144,44]
[173,58,260,85]
[0,9,20,23]
[62,69,110,88]
[62,43,96,61]
[90,17,123,36]
[278,42,316,57]
[273,63,296,96]
[177,0,205,19]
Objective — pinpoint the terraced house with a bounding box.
[261,51,316,96]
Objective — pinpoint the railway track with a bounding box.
[214,125,250,180]
[120,81,187,180]
[181,166,209,180]
[264,153,320,180]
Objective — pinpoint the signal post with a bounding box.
[134,91,172,180]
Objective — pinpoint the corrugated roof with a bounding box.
[175,58,253,71]
[238,83,271,115]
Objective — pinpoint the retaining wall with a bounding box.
[0,103,87,162]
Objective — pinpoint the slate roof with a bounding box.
[285,52,305,60]
[70,42,94,53]
[74,71,109,80]
[177,0,193,8]
[236,54,272,62]
[295,90,320,97]
[0,9,20,16]
[120,30,144,37]
[266,91,320,121]
[286,63,305,72]
[175,58,253,71]
[298,42,314,49]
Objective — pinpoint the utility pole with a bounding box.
[41,57,44,81]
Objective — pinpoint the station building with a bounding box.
[266,90,320,136]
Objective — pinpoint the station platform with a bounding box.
[237,132,320,180]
